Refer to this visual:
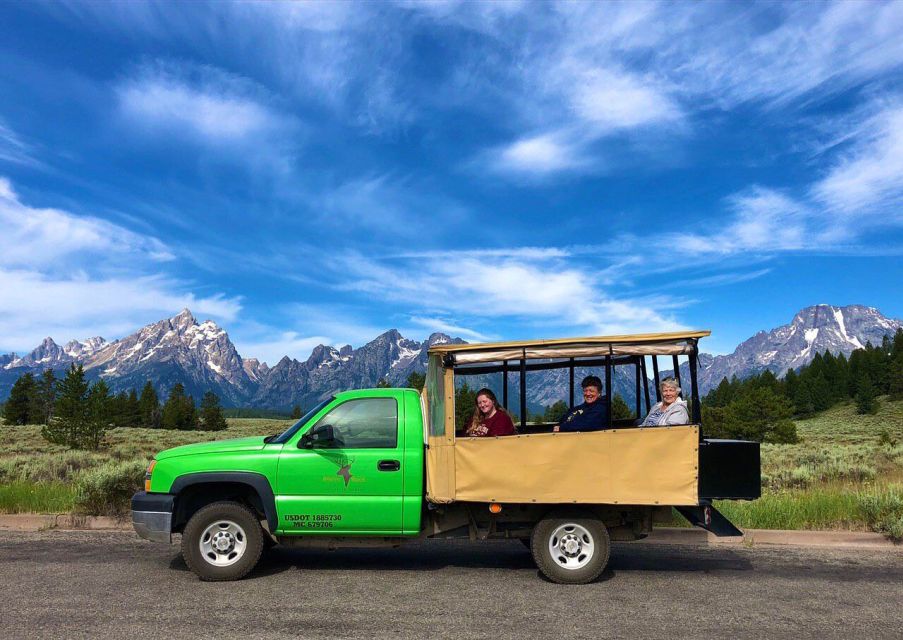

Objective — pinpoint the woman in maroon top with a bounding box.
[466,388,517,437]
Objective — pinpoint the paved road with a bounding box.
[2,531,901,639]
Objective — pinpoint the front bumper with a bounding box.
[131,491,175,543]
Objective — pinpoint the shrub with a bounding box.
[857,485,903,542]
[73,459,147,516]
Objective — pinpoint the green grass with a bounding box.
[0,419,291,514]
[2,401,902,536]
[0,481,77,513]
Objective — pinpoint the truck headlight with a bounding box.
[144,460,156,492]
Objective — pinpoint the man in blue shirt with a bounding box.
[554,375,608,432]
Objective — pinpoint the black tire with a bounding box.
[530,512,610,584]
[181,501,264,581]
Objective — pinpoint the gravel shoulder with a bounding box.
[2,530,902,640]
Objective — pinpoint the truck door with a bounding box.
[275,396,405,534]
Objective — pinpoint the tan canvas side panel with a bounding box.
[454,432,612,503]
[453,426,698,505]
[607,426,699,505]
[425,439,456,503]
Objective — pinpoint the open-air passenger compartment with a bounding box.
[423,331,760,537]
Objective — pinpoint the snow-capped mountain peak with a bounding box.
[692,304,902,393]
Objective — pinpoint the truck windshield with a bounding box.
[269,397,334,444]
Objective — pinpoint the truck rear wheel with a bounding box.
[530,513,610,584]
[181,501,264,581]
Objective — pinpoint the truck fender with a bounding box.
[170,472,278,532]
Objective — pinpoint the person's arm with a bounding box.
[664,403,689,425]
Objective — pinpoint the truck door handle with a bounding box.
[378,460,400,471]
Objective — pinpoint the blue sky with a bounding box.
[1,1,902,363]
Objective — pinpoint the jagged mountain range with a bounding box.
[665,304,902,394]
[1,304,900,411]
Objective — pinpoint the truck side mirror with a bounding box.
[300,424,335,449]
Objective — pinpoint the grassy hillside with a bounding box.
[1,402,902,537]
[0,419,291,515]
[712,397,903,537]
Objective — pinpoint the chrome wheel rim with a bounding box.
[548,523,595,570]
[199,519,247,567]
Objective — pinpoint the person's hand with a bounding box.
[553,425,560,432]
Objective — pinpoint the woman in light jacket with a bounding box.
[641,377,689,426]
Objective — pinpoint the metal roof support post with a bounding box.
[634,360,641,420]
[502,360,509,409]
[652,356,661,402]
[519,352,527,431]
[606,346,613,430]
[689,340,702,426]
[640,356,651,413]
[569,358,575,408]
[672,355,682,392]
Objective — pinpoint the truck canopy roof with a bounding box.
[428,330,710,365]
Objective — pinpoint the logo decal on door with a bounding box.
[337,461,353,487]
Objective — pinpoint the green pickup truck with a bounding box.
[132,331,760,583]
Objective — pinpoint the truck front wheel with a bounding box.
[181,501,264,581]
[530,513,610,584]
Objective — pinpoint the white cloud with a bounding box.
[0,121,39,167]
[0,176,173,269]
[234,331,332,367]
[116,61,298,146]
[492,133,587,175]
[315,174,469,234]
[569,68,681,133]
[408,316,493,342]
[333,250,684,336]
[0,270,241,353]
[812,105,903,217]
[0,177,240,353]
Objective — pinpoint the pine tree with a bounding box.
[162,383,197,430]
[139,382,161,428]
[3,372,35,425]
[703,377,733,408]
[889,329,903,400]
[724,387,797,444]
[83,378,112,450]
[291,405,303,419]
[111,390,129,427]
[543,400,570,423]
[809,373,832,412]
[756,370,781,395]
[184,394,198,429]
[793,383,816,417]
[782,368,798,402]
[43,364,89,448]
[200,391,227,431]
[611,394,633,421]
[405,371,426,392]
[855,372,878,415]
[125,389,141,427]
[455,382,478,433]
[31,369,57,425]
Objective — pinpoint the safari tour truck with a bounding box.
[132,331,761,583]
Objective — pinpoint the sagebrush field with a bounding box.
[1,403,901,538]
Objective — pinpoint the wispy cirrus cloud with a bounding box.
[115,60,301,155]
[634,99,903,259]
[0,177,173,269]
[0,121,40,167]
[812,104,903,219]
[331,250,686,336]
[0,176,240,352]
[408,316,494,342]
